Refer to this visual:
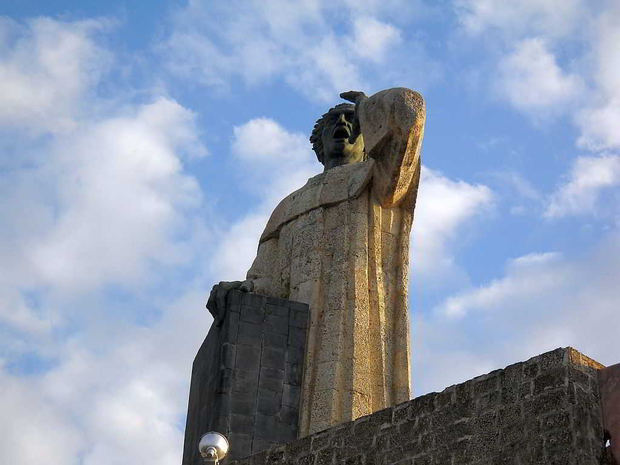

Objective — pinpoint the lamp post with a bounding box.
[198,432,229,464]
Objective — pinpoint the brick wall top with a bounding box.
[231,347,606,465]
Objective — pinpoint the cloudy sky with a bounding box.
[1,0,619,463]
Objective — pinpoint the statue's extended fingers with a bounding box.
[340,91,358,103]
[240,279,254,292]
[340,90,366,104]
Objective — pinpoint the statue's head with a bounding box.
[310,103,365,171]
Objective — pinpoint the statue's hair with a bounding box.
[309,103,355,164]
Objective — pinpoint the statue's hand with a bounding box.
[340,91,368,142]
[206,280,254,326]
[340,90,367,105]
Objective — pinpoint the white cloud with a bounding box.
[162,0,437,102]
[0,371,82,465]
[410,169,496,393]
[0,17,212,465]
[0,287,211,465]
[0,289,52,334]
[455,0,586,39]
[232,117,309,163]
[0,16,208,300]
[577,5,620,151]
[163,1,356,100]
[456,0,620,160]
[350,16,402,62]
[341,0,423,19]
[415,234,620,394]
[412,167,494,285]
[453,0,620,230]
[412,319,497,394]
[438,252,564,318]
[579,101,620,152]
[448,239,619,352]
[212,118,321,280]
[486,170,543,213]
[44,329,187,465]
[545,154,620,218]
[210,213,271,281]
[590,5,620,97]
[230,117,320,204]
[30,98,205,292]
[0,95,206,324]
[496,38,582,114]
[0,17,112,134]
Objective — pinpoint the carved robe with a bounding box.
[246,88,425,437]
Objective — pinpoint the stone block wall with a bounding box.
[231,347,606,465]
[182,290,309,464]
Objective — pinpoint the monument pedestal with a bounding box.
[182,291,309,464]
[229,347,613,465]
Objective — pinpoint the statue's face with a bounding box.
[321,107,364,170]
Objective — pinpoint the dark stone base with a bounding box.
[182,290,309,464]
[231,347,609,465]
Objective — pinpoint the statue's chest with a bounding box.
[261,160,375,242]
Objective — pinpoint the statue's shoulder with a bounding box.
[260,159,375,242]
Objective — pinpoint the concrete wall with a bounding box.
[182,290,309,464]
[231,347,606,465]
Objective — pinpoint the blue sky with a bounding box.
[1,0,619,463]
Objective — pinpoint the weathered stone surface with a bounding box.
[230,348,609,465]
[181,291,309,465]
[245,88,425,437]
[260,160,374,243]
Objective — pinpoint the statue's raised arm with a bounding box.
[344,88,425,208]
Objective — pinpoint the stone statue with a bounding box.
[208,87,425,437]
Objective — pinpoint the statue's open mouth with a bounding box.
[333,126,350,140]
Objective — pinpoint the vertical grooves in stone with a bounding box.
[338,203,350,423]
[392,183,415,404]
[368,192,386,412]
[250,296,266,455]
[300,207,325,437]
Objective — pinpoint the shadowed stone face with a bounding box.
[313,104,365,171]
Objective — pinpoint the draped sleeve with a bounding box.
[357,88,425,208]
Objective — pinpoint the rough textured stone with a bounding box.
[230,348,610,465]
[244,88,426,437]
[181,291,309,465]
